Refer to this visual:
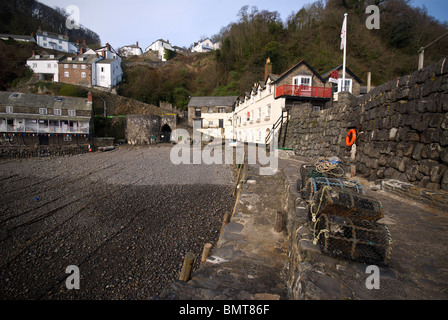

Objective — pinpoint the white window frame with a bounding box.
[266,104,271,117]
[6,106,13,114]
[64,72,69,78]
[39,108,47,115]
[293,75,312,87]
[68,110,76,117]
[81,72,86,79]
[338,78,353,93]
[54,109,62,116]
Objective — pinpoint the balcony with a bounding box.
[275,85,332,99]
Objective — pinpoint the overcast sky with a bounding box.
[37,0,448,49]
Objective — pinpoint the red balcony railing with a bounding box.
[275,85,332,99]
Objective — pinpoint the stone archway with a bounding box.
[160,124,172,143]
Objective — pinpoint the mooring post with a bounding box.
[274,211,284,233]
[222,211,231,228]
[179,252,196,282]
[201,243,213,263]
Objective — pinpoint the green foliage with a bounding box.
[58,84,88,98]
[164,48,178,61]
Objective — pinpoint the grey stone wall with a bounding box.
[126,115,161,145]
[285,55,448,191]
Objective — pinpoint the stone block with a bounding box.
[421,143,442,160]
[405,160,419,182]
[412,143,424,161]
[418,159,439,176]
[430,164,448,183]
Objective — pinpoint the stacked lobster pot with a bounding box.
[299,159,392,266]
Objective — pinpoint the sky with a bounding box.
[37,0,448,50]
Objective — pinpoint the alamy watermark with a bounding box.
[169,124,279,176]
[365,265,380,290]
[65,265,80,290]
[365,5,380,30]
[65,5,81,30]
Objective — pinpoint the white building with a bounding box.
[233,59,331,145]
[145,39,173,61]
[187,96,238,140]
[35,28,78,54]
[191,38,221,53]
[26,52,65,82]
[119,42,143,57]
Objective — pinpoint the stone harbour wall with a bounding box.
[285,55,448,191]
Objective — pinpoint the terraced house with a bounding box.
[0,91,93,147]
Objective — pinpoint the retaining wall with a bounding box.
[285,55,448,191]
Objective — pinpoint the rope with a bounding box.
[314,158,345,177]
[309,185,332,223]
[312,216,329,245]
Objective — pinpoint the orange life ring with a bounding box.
[346,129,357,147]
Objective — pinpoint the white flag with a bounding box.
[340,14,347,50]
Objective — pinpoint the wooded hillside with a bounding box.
[119,0,448,110]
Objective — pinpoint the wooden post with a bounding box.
[222,211,231,228]
[179,252,196,282]
[274,211,284,233]
[201,243,212,263]
[350,143,357,178]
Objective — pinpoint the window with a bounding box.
[6,106,13,114]
[54,109,62,116]
[266,104,271,117]
[73,64,77,69]
[208,121,214,126]
[47,63,51,68]
[64,134,72,142]
[81,64,86,69]
[293,75,312,87]
[195,108,201,117]
[218,107,225,113]
[81,72,86,79]
[101,67,104,72]
[39,108,47,115]
[100,75,105,81]
[64,64,69,69]
[68,110,76,117]
[32,63,37,68]
[208,107,214,113]
[258,107,261,119]
[313,106,321,112]
[64,72,69,78]
[338,79,353,93]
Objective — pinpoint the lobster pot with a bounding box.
[299,164,325,191]
[315,214,392,266]
[313,187,383,222]
[302,177,365,201]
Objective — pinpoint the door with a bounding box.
[160,124,172,143]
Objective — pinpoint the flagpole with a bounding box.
[342,13,347,92]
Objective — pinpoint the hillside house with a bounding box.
[27,52,65,82]
[0,91,93,146]
[145,39,173,61]
[191,38,221,53]
[119,42,143,57]
[187,96,238,140]
[58,52,102,88]
[35,27,78,54]
[94,44,123,88]
[232,58,332,145]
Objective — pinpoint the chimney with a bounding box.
[87,92,93,104]
[38,26,42,33]
[265,57,273,81]
[82,39,86,45]
[102,50,106,58]
[106,43,111,51]
[136,41,139,47]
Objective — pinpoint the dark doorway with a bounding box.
[219,119,224,128]
[160,124,172,143]
[39,135,49,145]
